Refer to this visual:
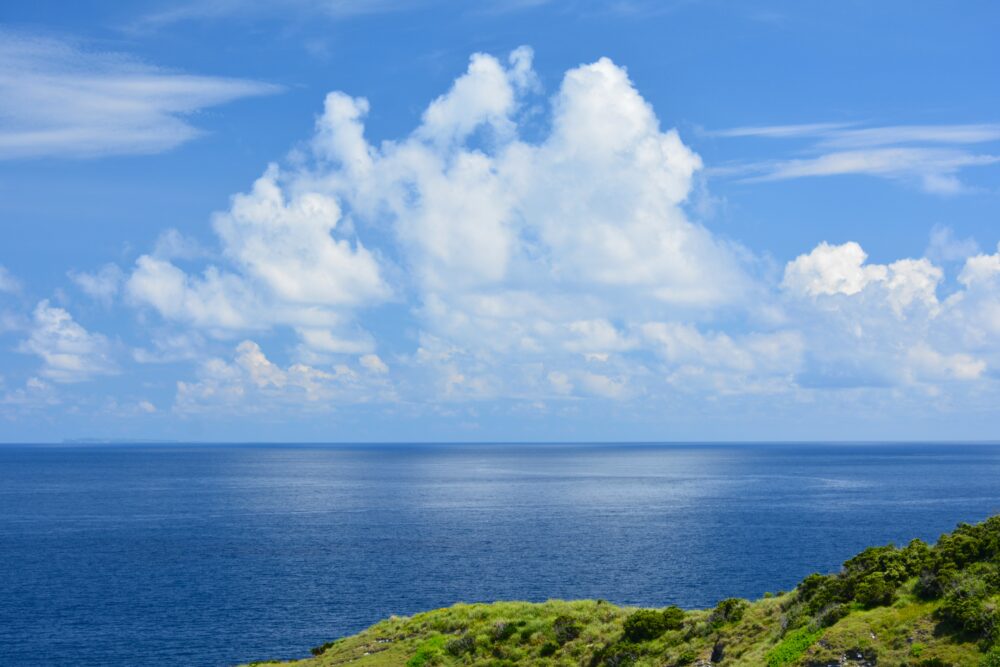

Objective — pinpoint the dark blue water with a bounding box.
[2,443,1000,666]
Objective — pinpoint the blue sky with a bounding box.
[1,1,999,442]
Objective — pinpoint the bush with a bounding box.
[310,640,338,656]
[661,605,685,630]
[854,571,896,608]
[553,615,581,644]
[710,598,749,626]
[539,641,558,657]
[816,603,848,628]
[937,573,999,641]
[916,569,946,599]
[446,634,475,656]
[982,646,1000,667]
[674,648,697,665]
[623,609,668,642]
[593,642,639,667]
[491,621,517,641]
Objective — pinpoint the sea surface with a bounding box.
[2,443,1000,666]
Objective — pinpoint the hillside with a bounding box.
[244,516,1000,667]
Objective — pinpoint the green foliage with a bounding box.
[982,646,1000,667]
[622,609,668,642]
[710,598,749,626]
[406,635,446,667]
[490,621,517,641]
[661,605,685,630]
[674,648,696,665]
[445,634,475,656]
[553,615,581,644]
[937,571,999,642]
[591,641,639,667]
[308,639,338,656]
[854,571,897,608]
[765,626,822,667]
[539,641,558,657]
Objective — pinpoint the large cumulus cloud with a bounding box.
[114,47,1000,414]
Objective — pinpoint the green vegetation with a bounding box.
[764,626,821,666]
[242,515,1000,666]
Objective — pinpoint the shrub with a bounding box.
[674,648,697,665]
[491,621,517,641]
[710,598,749,626]
[937,573,999,641]
[593,642,639,667]
[553,615,581,644]
[916,569,946,599]
[539,641,558,657]
[310,640,338,656]
[661,605,685,630]
[623,609,668,642]
[982,646,1000,667]
[902,538,933,573]
[816,603,849,627]
[854,571,896,608]
[446,634,475,656]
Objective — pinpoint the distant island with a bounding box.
[244,516,1000,667]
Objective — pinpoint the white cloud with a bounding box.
[130,0,548,31]
[0,376,58,409]
[303,48,754,403]
[127,257,261,331]
[107,47,1000,415]
[778,240,1000,391]
[906,344,985,382]
[175,340,393,413]
[18,301,116,382]
[133,0,420,30]
[640,322,802,394]
[212,166,389,307]
[712,122,1000,194]
[70,264,124,305]
[132,331,206,364]
[0,30,279,159]
[783,241,887,297]
[152,229,210,260]
[925,224,979,264]
[752,148,998,194]
[359,353,389,374]
[0,265,20,293]
[783,241,941,315]
[126,165,390,352]
[123,46,756,405]
[958,243,1000,288]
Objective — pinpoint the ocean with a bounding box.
[2,442,999,666]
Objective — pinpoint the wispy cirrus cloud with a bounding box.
[709,122,1000,194]
[130,0,422,31]
[0,30,281,159]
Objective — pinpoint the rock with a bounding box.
[710,640,725,663]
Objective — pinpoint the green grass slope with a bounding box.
[243,516,1000,667]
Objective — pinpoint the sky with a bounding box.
[0,1,999,442]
